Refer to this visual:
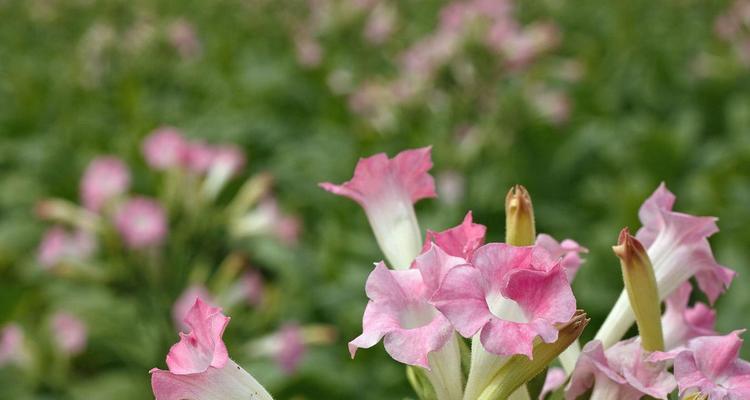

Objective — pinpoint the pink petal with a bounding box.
[422,211,486,259]
[319,146,435,207]
[166,298,230,375]
[539,367,566,399]
[275,324,306,374]
[535,234,588,282]
[173,286,214,331]
[662,283,717,349]
[413,243,469,296]
[51,312,87,356]
[502,265,576,326]
[431,264,491,338]
[480,318,544,358]
[382,312,453,368]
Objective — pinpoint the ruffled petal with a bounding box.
[431,264,491,338]
[166,298,230,375]
[151,359,272,400]
[423,211,486,259]
[413,243,468,296]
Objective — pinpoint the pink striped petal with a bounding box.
[166,298,230,375]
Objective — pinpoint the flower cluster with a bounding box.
[322,146,745,400]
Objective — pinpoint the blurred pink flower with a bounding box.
[529,89,571,125]
[432,243,575,357]
[363,5,396,44]
[51,312,87,356]
[114,197,168,249]
[37,226,95,268]
[142,127,188,170]
[151,299,272,400]
[539,367,566,400]
[80,156,131,212]
[168,19,202,60]
[566,339,676,400]
[294,33,323,68]
[0,324,28,367]
[231,197,301,246]
[202,145,246,199]
[173,285,214,331]
[436,170,465,206]
[274,324,306,374]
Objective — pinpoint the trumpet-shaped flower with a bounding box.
[51,312,87,356]
[432,243,575,357]
[650,331,750,399]
[636,183,734,303]
[566,339,676,400]
[422,211,486,259]
[150,298,272,400]
[349,261,453,367]
[0,324,29,367]
[535,234,588,282]
[320,147,436,269]
[596,183,735,348]
[202,145,246,199]
[184,140,216,174]
[114,197,167,249]
[662,283,717,350]
[142,127,189,170]
[80,156,131,211]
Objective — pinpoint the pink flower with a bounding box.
[422,211,486,260]
[274,324,306,374]
[662,283,717,350]
[535,234,588,282]
[363,4,396,45]
[142,127,188,170]
[0,324,28,367]
[184,140,215,174]
[566,339,676,400]
[596,183,734,348]
[173,285,214,331]
[432,243,576,357]
[240,270,265,306]
[294,33,323,68]
[80,156,131,211]
[150,299,272,400]
[539,367,566,399]
[650,331,750,399]
[349,261,454,368]
[167,18,201,60]
[114,197,168,249]
[636,183,734,303]
[37,226,95,268]
[51,312,87,356]
[320,147,436,269]
[436,170,465,206]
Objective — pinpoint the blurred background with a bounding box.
[1,0,750,398]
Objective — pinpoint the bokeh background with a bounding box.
[2,0,750,398]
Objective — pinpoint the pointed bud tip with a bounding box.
[612,227,647,265]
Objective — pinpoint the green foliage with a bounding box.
[1,0,749,398]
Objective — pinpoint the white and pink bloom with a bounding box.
[320,147,436,269]
[202,145,246,200]
[142,127,189,170]
[350,244,465,400]
[114,197,168,249]
[596,183,735,348]
[662,283,717,350]
[37,226,95,269]
[431,243,575,399]
[51,312,87,356]
[150,298,272,400]
[230,197,301,246]
[167,18,202,60]
[650,331,750,399]
[80,156,131,212]
[566,339,676,400]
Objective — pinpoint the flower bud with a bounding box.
[477,311,589,400]
[613,228,664,352]
[505,185,535,246]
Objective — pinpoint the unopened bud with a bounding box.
[505,185,535,246]
[613,228,664,352]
